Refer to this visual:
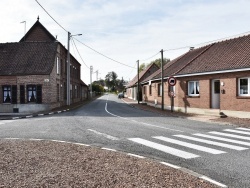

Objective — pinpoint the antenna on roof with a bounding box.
[37,15,40,21]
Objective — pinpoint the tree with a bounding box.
[105,71,118,92]
[139,58,171,72]
[91,83,104,94]
[149,58,170,67]
[139,63,146,72]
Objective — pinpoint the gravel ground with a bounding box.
[0,139,217,188]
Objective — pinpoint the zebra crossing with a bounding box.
[128,127,250,159]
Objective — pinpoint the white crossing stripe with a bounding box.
[128,138,199,159]
[224,129,250,135]
[237,127,250,131]
[194,133,250,147]
[174,135,248,151]
[210,131,250,141]
[154,136,226,154]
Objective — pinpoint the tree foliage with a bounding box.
[139,58,170,72]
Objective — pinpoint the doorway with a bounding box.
[211,79,220,109]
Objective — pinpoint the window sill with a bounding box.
[186,95,200,98]
[237,96,250,99]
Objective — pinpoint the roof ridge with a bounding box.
[173,44,214,75]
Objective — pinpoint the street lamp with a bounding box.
[67,32,82,106]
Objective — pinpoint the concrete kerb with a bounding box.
[0,96,101,121]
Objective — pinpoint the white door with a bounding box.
[212,80,220,109]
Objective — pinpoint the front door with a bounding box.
[211,80,220,109]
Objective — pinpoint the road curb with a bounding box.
[2,137,227,188]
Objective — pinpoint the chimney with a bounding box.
[189,47,195,51]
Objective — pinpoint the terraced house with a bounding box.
[0,18,88,113]
[139,34,250,118]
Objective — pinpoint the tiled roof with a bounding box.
[142,34,250,83]
[126,63,159,88]
[177,35,250,75]
[0,42,58,75]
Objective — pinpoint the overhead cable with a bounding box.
[35,0,68,32]
[74,38,136,69]
[71,38,90,69]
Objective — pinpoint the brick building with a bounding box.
[139,35,250,118]
[126,63,159,101]
[0,18,88,113]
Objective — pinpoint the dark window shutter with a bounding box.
[20,85,25,104]
[37,85,42,104]
[12,85,17,104]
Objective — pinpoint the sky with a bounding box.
[1,0,250,84]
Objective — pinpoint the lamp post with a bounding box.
[67,32,82,106]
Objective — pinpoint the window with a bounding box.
[239,78,250,96]
[143,86,146,95]
[188,81,199,96]
[158,84,162,96]
[149,85,152,95]
[27,85,42,103]
[3,86,11,103]
[2,85,17,104]
[20,85,25,104]
[56,57,60,74]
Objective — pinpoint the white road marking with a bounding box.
[128,138,199,159]
[127,153,145,158]
[154,136,226,154]
[194,133,250,147]
[105,100,183,133]
[237,127,250,131]
[224,129,250,135]
[160,162,181,169]
[210,131,250,141]
[174,135,248,150]
[101,147,117,152]
[87,129,119,141]
[200,176,228,188]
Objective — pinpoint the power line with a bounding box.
[35,0,68,32]
[163,31,250,52]
[74,38,136,69]
[71,38,90,69]
[35,0,135,70]
[139,51,160,62]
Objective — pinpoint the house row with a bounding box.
[126,34,250,118]
[0,18,88,113]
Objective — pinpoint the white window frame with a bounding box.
[238,77,250,96]
[188,81,199,96]
[56,57,60,75]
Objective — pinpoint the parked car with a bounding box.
[118,92,124,98]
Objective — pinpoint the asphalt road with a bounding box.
[1,94,250,187]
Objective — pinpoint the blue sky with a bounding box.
[1,0,250,84]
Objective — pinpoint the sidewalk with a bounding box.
[0,97,96,120]
[122,97,250,128]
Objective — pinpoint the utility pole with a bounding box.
[160,49,164,110]
[67,32,71,106]
[66,33,82,105]
[96,70,98,81]
[137,60,139,104]
[90,66,93,98]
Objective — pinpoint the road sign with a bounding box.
[168,76,176,86]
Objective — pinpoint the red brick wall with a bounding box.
[143,71,250,112]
